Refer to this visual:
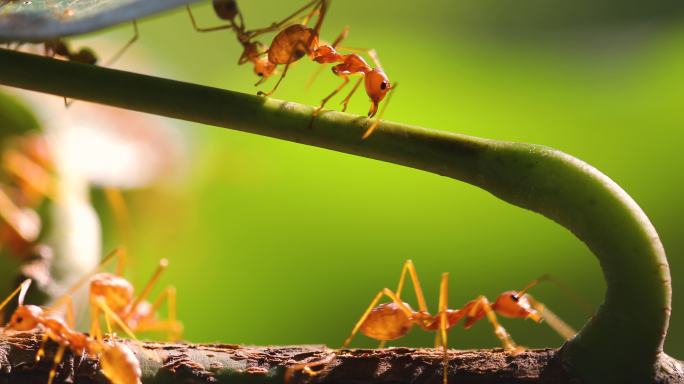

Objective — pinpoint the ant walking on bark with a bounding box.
[0,279,142,384]
[288,260,576,384]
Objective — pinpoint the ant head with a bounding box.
[492,291,542,323]
[254,58,276,79]
[5,305,42,331]
[364,69,391,117]
[213,0,239,21]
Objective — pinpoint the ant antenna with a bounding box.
[517,274,551,297]
[17,278,32,306]
[0,279,32,313]
[362,82,398,140]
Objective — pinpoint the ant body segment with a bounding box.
[0,279,142,384]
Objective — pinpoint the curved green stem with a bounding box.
[0,48,676,383]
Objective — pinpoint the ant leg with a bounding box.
[124,259,169,323]
[525,295,577,340]
[46,344,66,384]
[257,62,292,97]
[93,297,139,341]
[438,273,449,384]
[47,294,77,328]
[247,0,324,38]
[378,340,387,348]
[104,20,139,67]
[134,286,183,341]
[185,5,234,33]
[394,260,429,313]
[313,75,349,117]
[342,288,414,348]
[473,296,520,352]
[0,279,31,312]
[339,78,362,112]
[35,332,50,363]
[104,188,130,251]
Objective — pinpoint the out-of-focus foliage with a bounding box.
[0,92,40,138]
[2,0,683,358]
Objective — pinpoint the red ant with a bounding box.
[290,260,576,384]
[0,279,142,384]
[254,0,396,138]
[187,0,322,84]
[52,247,182,342]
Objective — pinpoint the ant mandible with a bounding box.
[0,279,142,384]
[336,260,576,384]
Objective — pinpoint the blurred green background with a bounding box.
[4,0,684,357]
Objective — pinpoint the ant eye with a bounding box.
[257,72,264,77]
[16,316,23,323]
[510,294,519,302]
[380,81,388,90]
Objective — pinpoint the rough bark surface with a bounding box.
[0,331,589,384]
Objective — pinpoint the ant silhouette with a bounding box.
[0,279,142,384]
[39,22,139,106]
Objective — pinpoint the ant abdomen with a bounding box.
[359,302,414,341]
[268,25,318,64]
[100,343,142,384]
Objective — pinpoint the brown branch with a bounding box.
[0,331,592,384]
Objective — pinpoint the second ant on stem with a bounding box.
[254,0,397,138]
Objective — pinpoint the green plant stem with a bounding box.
[0,48,677,383]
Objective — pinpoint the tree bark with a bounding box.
[0,331,591,384]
